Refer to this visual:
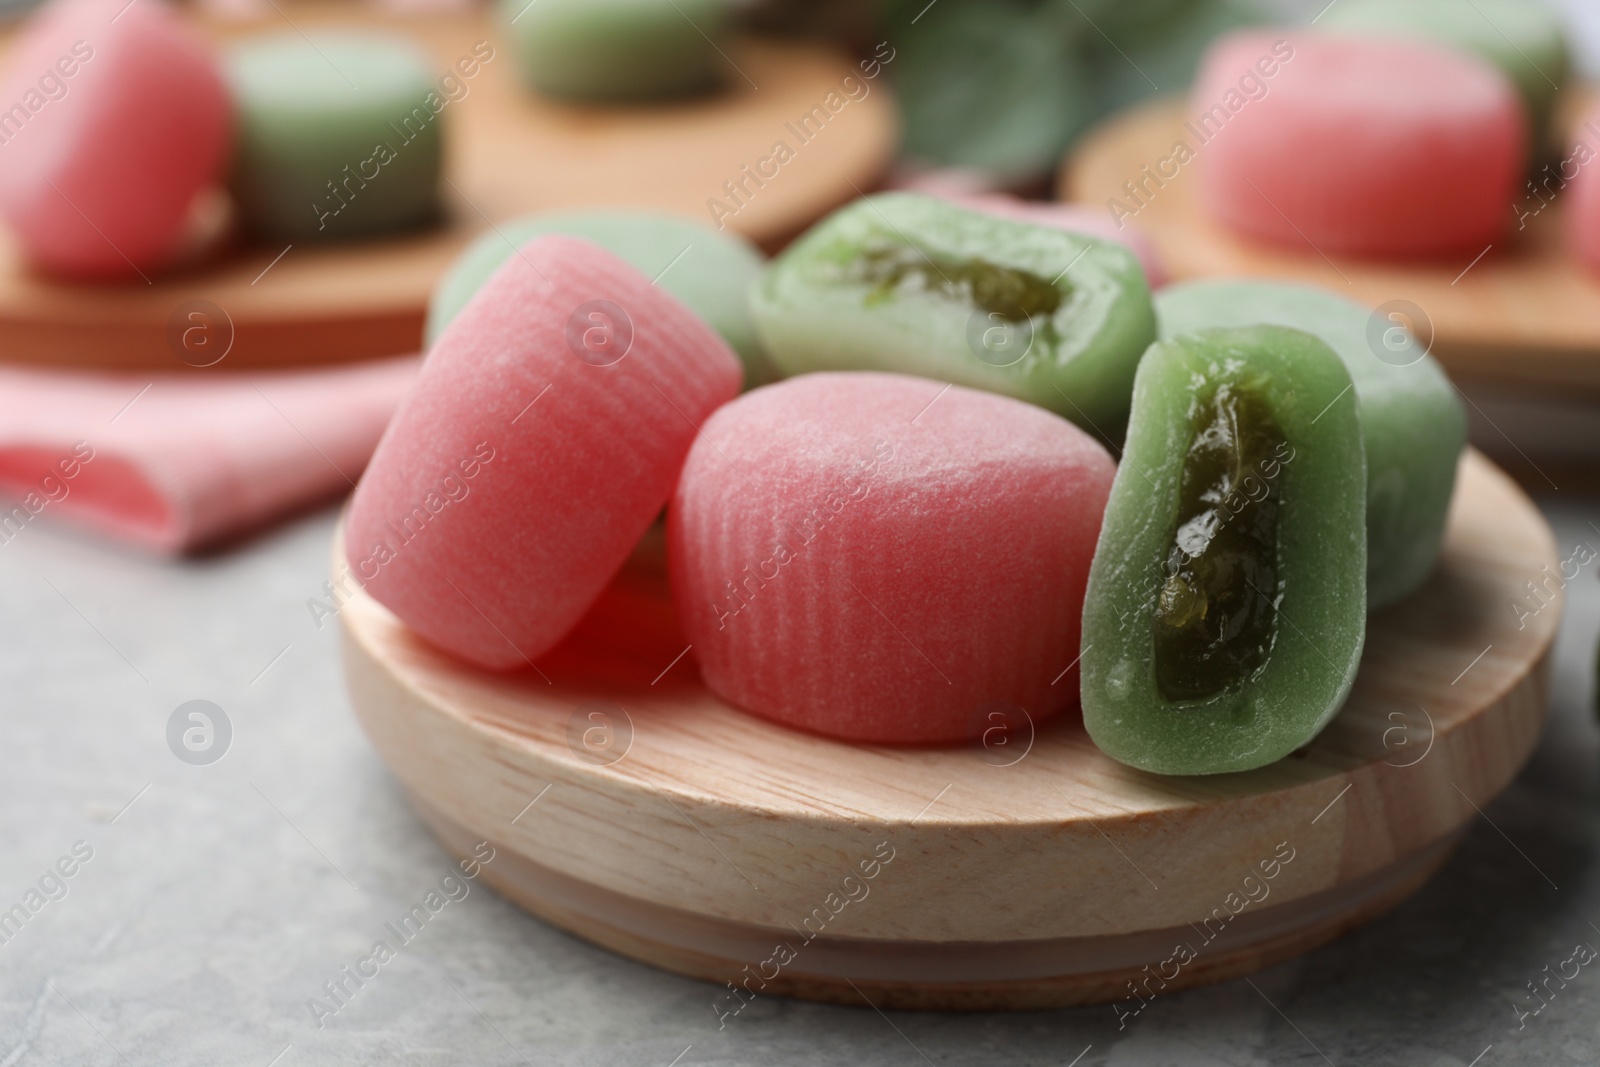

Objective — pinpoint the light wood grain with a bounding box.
[1062,96,1600,396]
[337,450,1560,1005]
[0,7,896,369]
[416,798,1460,1009]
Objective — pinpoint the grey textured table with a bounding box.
[6,3,1600,1060]
[0,478,1596,1067]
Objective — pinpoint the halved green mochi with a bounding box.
[749,192,1156,433]
[1081,326,1367,777]
[1155,279,1464,609]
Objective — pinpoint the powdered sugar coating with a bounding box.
[348,235,742,670]
[0,0,231,277]
[670,371,1115,743]
[1194,31,1525,259]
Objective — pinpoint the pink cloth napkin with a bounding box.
[0,356,419,554]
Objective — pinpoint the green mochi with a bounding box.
[426,210,775,387]
[749,193,1157,434]
[227,32,445,243]
[1320,0,1571,149]
[1155,279,1466,609]
[1081,326,1367,777]
[499,0,731,102]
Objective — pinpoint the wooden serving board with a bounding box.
[337,449,1560,1009]
[1063,96,1600,397]
[0,8,895,370]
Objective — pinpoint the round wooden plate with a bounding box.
[1062,95,1600,397]
[0,7,895,370]
[337,449,1560,1010]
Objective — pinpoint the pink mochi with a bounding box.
[1573,103,1600,274]
[669,372,1115,744]
[0,0,231,278]
[347,235,742,671]
[1193,31,1526,259]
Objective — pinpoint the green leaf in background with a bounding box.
[882,0,1272,182]
[886,0,1096,181]
[1039,0,1210,49]
[1084,0,1274,118]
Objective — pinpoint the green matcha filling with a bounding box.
[846,244,1065,323]
[1153,380,1289,702]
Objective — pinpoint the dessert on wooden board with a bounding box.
[356,187,1470,775]
[0,0,1568,1004]
[317,0,1567,1006]
[0,0,895,373]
